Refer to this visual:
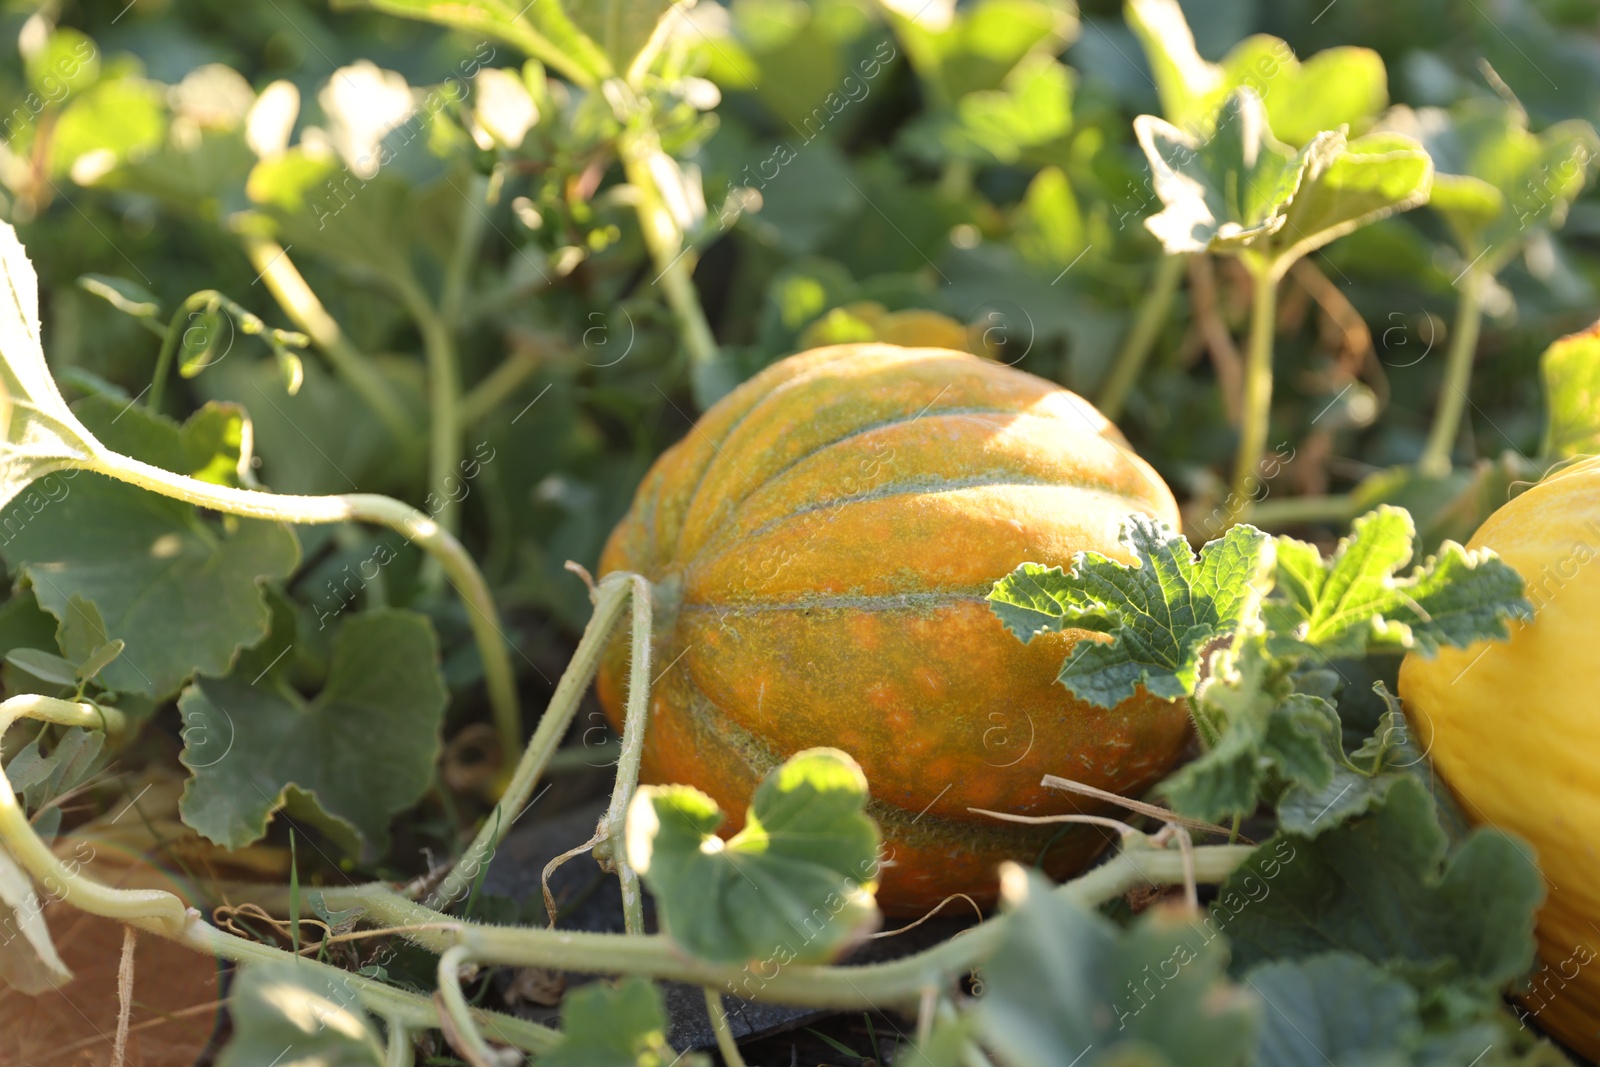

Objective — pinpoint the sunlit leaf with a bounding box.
[215,961,384,1067]
[626,747,881,964]
[0,848,70,994]
[1126,0,1387,144]
[1265,506,1531,658]
[0,224,99,512]
[1540,317,1600,459]
[988,515,1275,707]
[331,0,613,84]
[889,0,1076,103]
[1136,88,1431,273]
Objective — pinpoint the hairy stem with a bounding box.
[385,1015,416,1067]
[1098,253,1188,421]
[1227,265,1280,527]
[83,449,521,764]
[431,573,633,909]
[162,915,559,1052]
[240,236,412,442]
[437,945,500,1067]
[1419,267,1487,478]
[340,842,1256,1010]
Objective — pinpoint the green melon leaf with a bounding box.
[178,609,448,854]
[975,867,1258,1067]
[1,397,299,700]
[626,747,881,965]
[889,0,1077,104]
[0,223,99,512]
[909,54,1075,164]
[1277,701,1426,839]
[1384,98,1599,275]
[542,977,708,1067]
[1221,776,1543,996]
[215,961,384,1067]
[988,515,1275,707]
[329,0,615,84]
[1126,0,1387,144]
[1265,506,1532,659]
[1135,88,1430,272]
[1246,953,1419,1067]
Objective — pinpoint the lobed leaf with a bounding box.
[1246,953,1420,1066]
[1383,99,1599,275]
[1221,776,1544,995]
[1,397,299,699]
[1266,505,1532,658]
[1135,88,1431,271]
[178,609,448,854]
[1126,0,1387,145]
[1277,701,1427,839]
[988,515,1274,707]
[626,747,881,965]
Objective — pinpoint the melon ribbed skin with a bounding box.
[597,344,1192,914]
[1399,459,1600,1058]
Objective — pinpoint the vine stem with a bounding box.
[461,343,546,426]
[326,841,1256,1010]
[705,988,749,1067]
[149,292,218,413]
[1226,263,1281,527]
[1419,266,1487,478]
[437,945,508,1067]
[442,172,490,330]
[600,574,653,934]
[240,236,412,442]
[1097,253,1188,421]
[0,694,558,1051]
[1244,492,1358,528]
[81,448,521,765]
[385,1015,416,1067]
[394,274,463,537]
[621,132,722,405]
[431,573,634,909]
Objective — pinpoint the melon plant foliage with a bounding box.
[0,0,1599,1063]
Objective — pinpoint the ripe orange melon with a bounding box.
[596,344,1192,914]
